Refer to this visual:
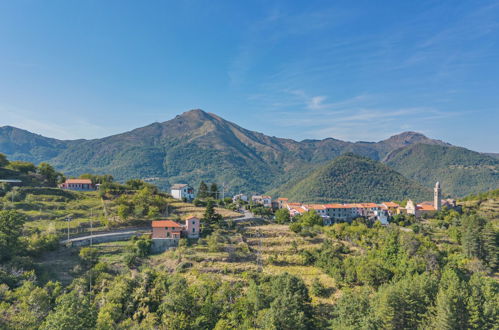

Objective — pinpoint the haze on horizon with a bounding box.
[0,1,498,152]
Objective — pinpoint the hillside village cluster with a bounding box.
[59,179,456,241]
[169,182,456,225]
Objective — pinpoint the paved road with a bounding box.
[61,229,150,245]
[61,211,261,246]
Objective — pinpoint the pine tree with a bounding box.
[202,200,222,233]
[210,183,219,199]
[461,215,485,259]
[482,222,498,271]
[431,268,469,330]
[198,181,208,199]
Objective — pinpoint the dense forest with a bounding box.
[272,154,432,203]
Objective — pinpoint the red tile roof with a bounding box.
[65,179,92,184]
[359,203,379,208]
[152,220,181,228]
[417,204,436,211]
[382,202,400,207]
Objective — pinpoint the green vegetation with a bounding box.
[386,143,499,197]
[0,188,498,328]
[275,153,432,203]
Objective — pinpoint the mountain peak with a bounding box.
[177,109,215,121]
[380,131,449,147]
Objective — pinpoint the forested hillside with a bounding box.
[0,110,454,195]
[1,110,497,197]
[272,154,432,203]
[385,143,499,197]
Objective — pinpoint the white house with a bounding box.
[252,195,272,208]
[232,194,248,203]
[373,210,389,225]
[170,184,195,201]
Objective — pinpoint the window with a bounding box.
[192,228,195,233]
[192,221,195,225]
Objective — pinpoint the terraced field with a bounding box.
[149,223,337,305]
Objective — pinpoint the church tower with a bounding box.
[434,182,442,210]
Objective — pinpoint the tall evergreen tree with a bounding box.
[461,215,485,259]
[202,200,222,232]
[430,268,469,330]
[210,183,219,199]
[198,181,209,199]
[482,222,498,271]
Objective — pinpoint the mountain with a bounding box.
[271,154,432,203]
[385,143,499,197]
[0,109,496,197]
[0,126,76,163]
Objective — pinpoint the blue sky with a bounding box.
[1,1,498,152]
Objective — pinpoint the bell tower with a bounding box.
[434,182,442,210]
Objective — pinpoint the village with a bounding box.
[171,181,456,222]
[56,178,457,252]
[61,179,456,225]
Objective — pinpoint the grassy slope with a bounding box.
[272,154,432,203]
[385,143,499,197]
[14,190,239,234]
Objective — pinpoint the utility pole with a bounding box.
[66,216,72,241]
[90,210,93,246]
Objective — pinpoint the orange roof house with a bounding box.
[59,178,96,191]
[152,220,182,239]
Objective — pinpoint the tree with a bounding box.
[430,268,469,329]
[275,209,290,224]
[0,153,9,167]
[37,162,62,186]
[461,215,485,259]
[266,273,313,330]
[7,161,36,174]
[202,200,222,232]
[0,210,26,261]
[198,181,209,199]
[482,222,498,271]
[210,183,219,199]
[117,203,134,220]
[41,291,97,330]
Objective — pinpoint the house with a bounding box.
[252,195,272,208]
[325,204,356,222]
[151,217,201,252]
[59,179,96,191]
[304,204,331,224]
[151,217,200,240]
[405,200,436,217]
[232,194,248,203]
[184,216,200,238]
[152,220,182,239]
[288,205,307,217]
[170,184,195,201]
[276,197,289,209]
[373,210,389,225]
[381,202,400,216]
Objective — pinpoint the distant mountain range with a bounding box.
[1,109,498,199]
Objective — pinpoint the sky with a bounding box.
[0,0,498,152]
